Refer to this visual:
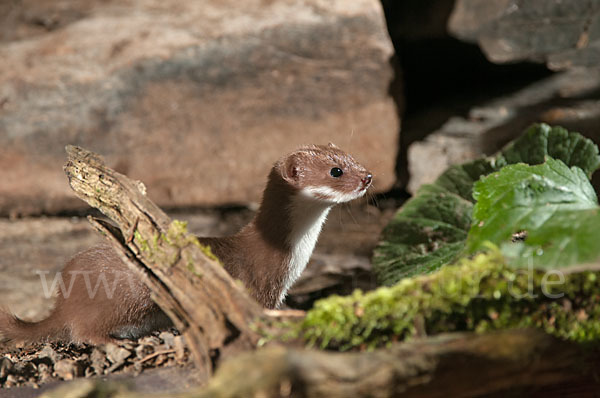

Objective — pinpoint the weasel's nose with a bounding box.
[362,173,372,186]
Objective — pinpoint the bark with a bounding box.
[201,329,597,398]
[41,329,600,398]
[63,145,265,380]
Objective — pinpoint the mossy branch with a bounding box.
[63,145,265,379]
[292,247,600,350]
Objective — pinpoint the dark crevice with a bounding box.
[379,0,554,194]
[209,348,220,372]
[223,318,241,346]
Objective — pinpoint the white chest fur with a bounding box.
[279,195,332,306]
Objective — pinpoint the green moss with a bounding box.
[294,246,600,350]
[132,219,221,271]
[163,219,190,247]
[134,230,150,254]
[152,233,160,252]
[193,241,221,265]
[187,261,203,278]
[163,220,220,263]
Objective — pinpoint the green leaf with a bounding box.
[434,158,498,202]
[467,158,600,268]
[373,177,474,285]
[373,123,600,285]
[499,124,600,178]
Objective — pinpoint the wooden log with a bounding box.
[63,145,265,379]
[40,329,600,397]
[201,329,598,398]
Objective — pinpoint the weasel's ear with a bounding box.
[327,142,339,149]
[282,155,300,183]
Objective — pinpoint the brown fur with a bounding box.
[0,245,171,345]
[200,166,296,308]
[0,144,371,345]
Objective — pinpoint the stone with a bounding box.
[0,0,103,44]
[105,343,132,366]
[54,358,82,380]
[38,345,60,364]
[173,336,186,362]
[0,357,13,379]
[13,361,37,379]
[37,363,52,383]
[135,344,154,360]
[448,0,600,69]
[0,0,398,217]
[90,347,109,375]
[407,68,600,193]
[138,336,160,346]
[4,374,17,387]
[159,331,175,349]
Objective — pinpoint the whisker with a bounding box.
[368,190,378,208]
[345,202,358,225]
[367,184,380,208]
[364,191,378,223]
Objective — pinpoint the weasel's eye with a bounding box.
[330,167,343,178]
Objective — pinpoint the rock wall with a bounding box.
[449,0,600,70]
[404,0,600,193]
[0,0,398,217]
[408,69,600,193]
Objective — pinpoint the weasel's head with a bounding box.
[278,143,373,204]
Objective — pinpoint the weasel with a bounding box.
[0,144,372,345]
